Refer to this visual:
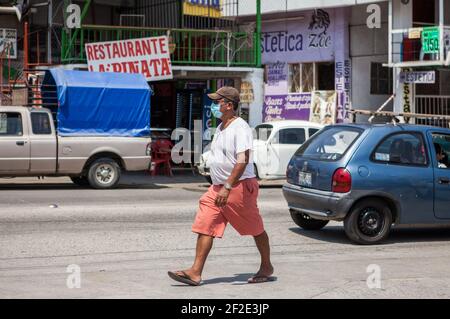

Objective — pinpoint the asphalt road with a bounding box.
[1,173,450,299]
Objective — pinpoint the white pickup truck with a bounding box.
[0,106,151,189]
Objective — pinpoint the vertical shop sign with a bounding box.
[335,60,351,123]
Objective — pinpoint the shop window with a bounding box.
[301,63,315,92]
[289,62,334,93]
[370,62,393,95]
[318,62,335,91]
[413,0,435,27]
[289,64,302,93]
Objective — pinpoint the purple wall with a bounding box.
[262,94,311,122]
[261,8,352,123]
[261,9,335,64]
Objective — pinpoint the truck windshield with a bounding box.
[295,126,363,161]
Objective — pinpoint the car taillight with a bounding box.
[332,168,351,193]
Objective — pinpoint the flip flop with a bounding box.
[168,271,201,286]
[247,275,275,284]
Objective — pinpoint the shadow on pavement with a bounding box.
[289,226,351,245]
[289,225,450,245]
[202,273,278,286]
[170,273,279,287]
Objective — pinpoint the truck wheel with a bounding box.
[87,158,121,189]
[290,209,329,230]
[344,199,392,245]
[70,176,89,187]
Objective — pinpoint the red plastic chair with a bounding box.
[150,139,173,176]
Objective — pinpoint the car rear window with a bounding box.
[255,124,273,141]
[31,112,52,135]
[295,126,363,161]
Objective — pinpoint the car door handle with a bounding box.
[16,141,26,146]
[438,177,450,185]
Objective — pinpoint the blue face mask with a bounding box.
[210,102,223,119]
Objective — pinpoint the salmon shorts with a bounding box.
[192,178,264,238]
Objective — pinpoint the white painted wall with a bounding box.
[392,0,412,29]
[244,68,264,126]
[350,2,392,113]
[391,0,413,114]
[352,56,391,111]
[238,0,387,16]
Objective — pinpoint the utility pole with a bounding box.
[256,0,261,67]
[48,0,52,64]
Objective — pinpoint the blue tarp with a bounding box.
[42,69,151,137]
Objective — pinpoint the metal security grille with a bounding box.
[123,0,182,29]
[120,14,146,27]
[123,0,239,30]
[62,0,257,67]
[416,95,450,127]
[182,0,238,30]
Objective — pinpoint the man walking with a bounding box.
[168,86,274,286]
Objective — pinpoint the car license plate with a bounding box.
[298,172,312,187]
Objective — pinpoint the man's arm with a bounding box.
[214,150,250,207]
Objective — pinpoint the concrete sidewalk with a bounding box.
[0,171,284,189]
[0,171,206,187]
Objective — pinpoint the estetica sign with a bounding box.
[400,71,435,84]
[85,36,173,81]
[261,9,335,64]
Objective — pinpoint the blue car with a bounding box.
[283,123,450,244]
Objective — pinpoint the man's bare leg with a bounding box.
[172,234,214,283]
[251,231,274,281]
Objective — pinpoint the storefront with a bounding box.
[261,7,351,124]
[389,0,450,127]
[149,75,251,160]
[150,78,242,130]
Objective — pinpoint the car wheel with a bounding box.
[70,176,89,187]
[87,158,121,189]
[290,209,329,230]
[344,199,392,245]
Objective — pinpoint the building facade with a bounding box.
[388,0,450,127]
[239,0,390,125]
[1,0,264,137]
[3,0,449,129]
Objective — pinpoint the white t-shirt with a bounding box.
[208,117,255,185]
